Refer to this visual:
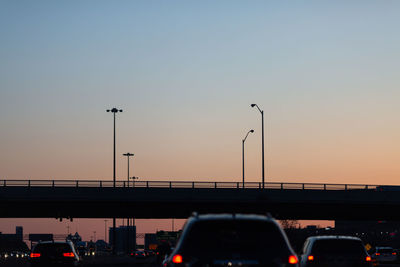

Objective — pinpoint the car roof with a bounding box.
[307,235,362,241]
[190,213,274,221]
[36,241,73,245]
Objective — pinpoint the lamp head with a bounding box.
[251,104,256,107]
[107,108,123,113]
[250,130,254,133]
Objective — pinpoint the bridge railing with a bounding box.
[0,179,381,191]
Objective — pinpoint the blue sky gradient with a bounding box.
[1,1,400,238]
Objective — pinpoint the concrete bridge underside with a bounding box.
[0,187,399,220]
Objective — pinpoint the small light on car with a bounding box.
[30,253,41,258]
[288,255,298,264]
[308,255,314,261]
[376,253,380,256]
[63,252,75,257]
[392,252,397,255]
[366,256,371,261]
[172,254,183,264]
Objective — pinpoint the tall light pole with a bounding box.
[123,153,134,186]
[251,104,265,188]
[242,129,254,188]
[107,108,123,187]
[106,107,123,255]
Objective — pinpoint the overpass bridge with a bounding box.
[0,180,398,220]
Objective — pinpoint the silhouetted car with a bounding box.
[157,241,172,264]
[300,236,372,267]
[131,250,146,259]
[164,213,299,267]
[145,250,156,257]
[30,241,81,267]
[371,246,397,264]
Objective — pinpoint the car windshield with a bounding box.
[33,243,72,255]
[180,219,289,260]
[312,239,366,255]
[377,248,393,253]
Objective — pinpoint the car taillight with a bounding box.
[308,255,314,261]
[172,254,183,264]
[376,253,380,256]
[63,252,75,257]
[30,253,41,258]
[366,256,371,262]
[393,252,397,255]
[288,255,298,264]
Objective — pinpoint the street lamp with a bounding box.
[251,104,265,188]
[129,176,139,186]
[123,153,134,187]
[106,107,123,255]
[107,108,123,187]
[242,129,254,188]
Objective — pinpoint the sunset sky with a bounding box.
[1,1,400,242]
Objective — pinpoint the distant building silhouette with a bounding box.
[145,233,157,250]
[109,225,136,254]
[0,226,28,252]
[0,226,23,242]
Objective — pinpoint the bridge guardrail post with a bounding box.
[215,182,217,189]
[100,181,102,188]
[345,184,348,191]
[237,182,239,189]
[52,180,55,188]
[76,181,79,188]
[146,181,149,188]
[192,182,195,189]
[302,183,305,190]
[123,181,125,188]
[28,180,31,188]
[4,180,6,187]
[169,182,172,188]
[324,184,326,190]
[281,183,283,190]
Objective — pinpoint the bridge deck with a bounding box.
[0,180,398,220]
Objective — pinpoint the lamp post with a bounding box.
[106,107,123,255]
[130,176,139,187]
[242,129,254,188]
[250,104,265,188]
[123,153,134,186]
